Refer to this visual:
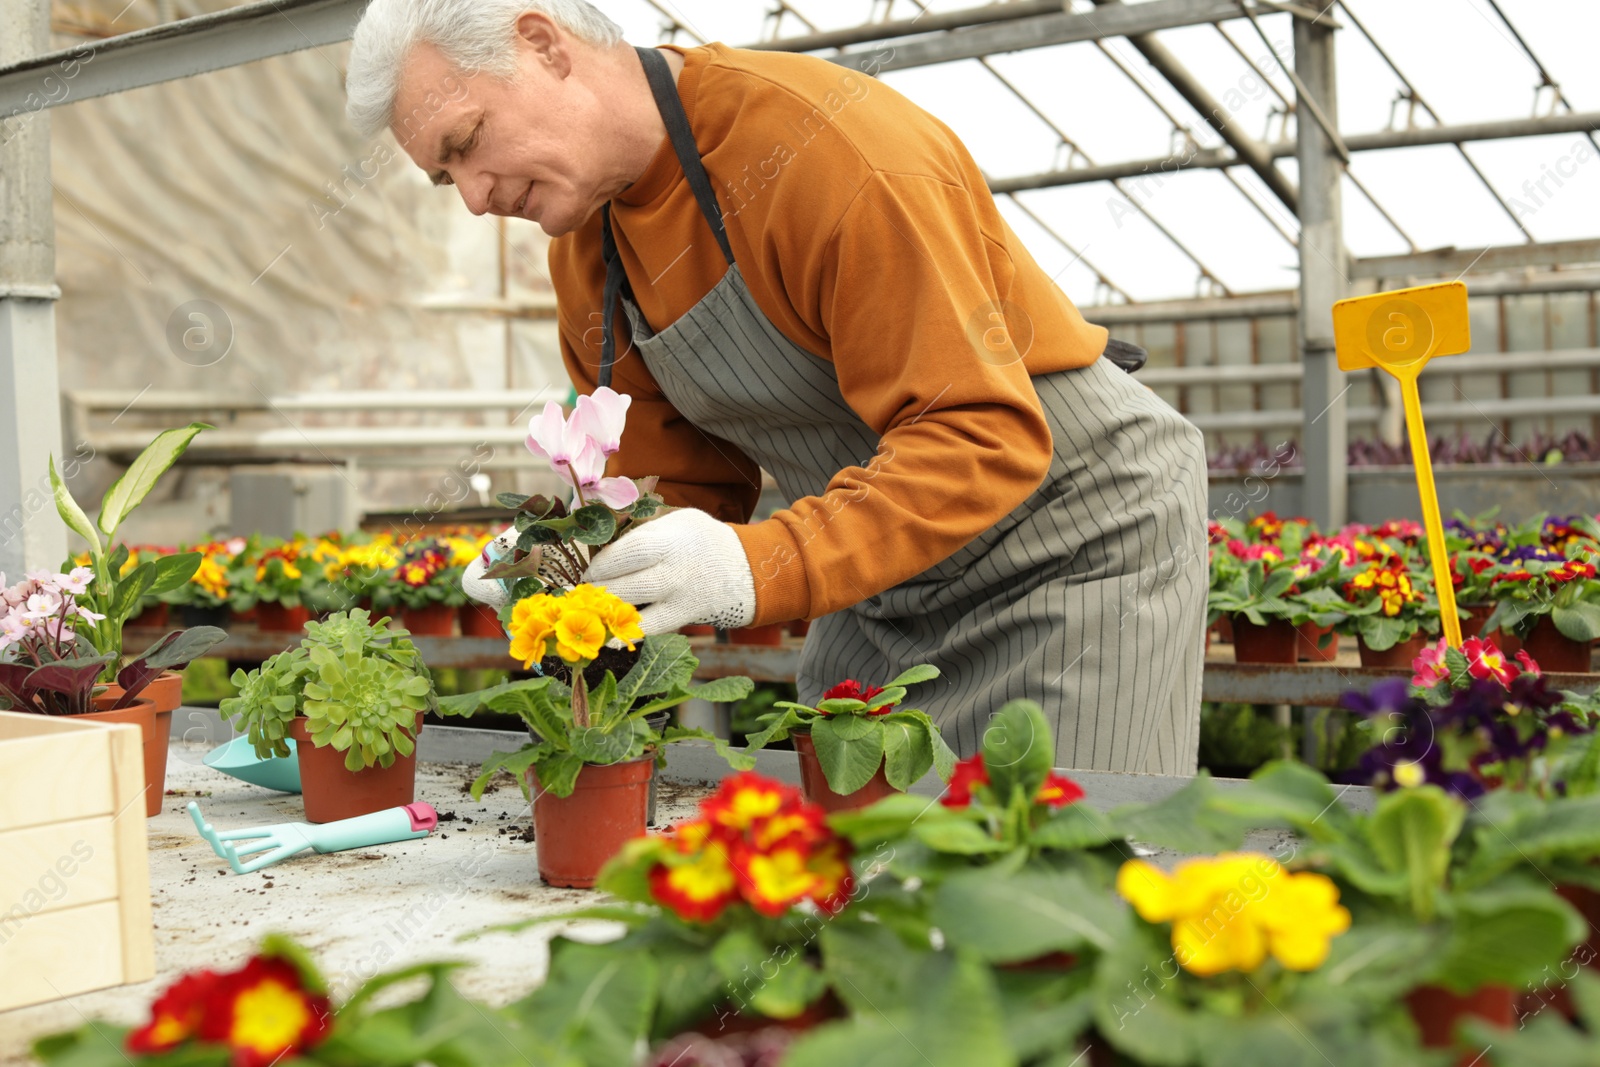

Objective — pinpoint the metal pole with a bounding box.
[0,0,65,579]
[1295,0,1346,527]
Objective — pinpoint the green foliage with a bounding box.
[453,634,756,799]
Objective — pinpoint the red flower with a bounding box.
[1035,772,1086,808]
[126,970,223,1054]
[1463,637,1518,687]
[942,753,990,808]
[127,956,330,1067]
[821,679,893,715]
[1515,649,1542,678]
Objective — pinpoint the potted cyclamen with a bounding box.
[1482,547,1600,672]
[743,665,956,812]
[391,539,462,636]
[0,570,225,816]
[443,586,755,887]
[221,609,433,822]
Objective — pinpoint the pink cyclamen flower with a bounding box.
[525,401,586,477]
[1411,638,1450,689]
[566,438,640,510]
[571,387,631,457]
[1514,649,1542,678]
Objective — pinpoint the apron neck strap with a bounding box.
[599,47,733,389]
[634,45,735,267]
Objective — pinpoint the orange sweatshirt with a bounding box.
[550,43,1108,625]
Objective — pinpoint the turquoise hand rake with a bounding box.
[188,800,438,874]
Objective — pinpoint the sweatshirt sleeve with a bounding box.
[730,170,1058,624]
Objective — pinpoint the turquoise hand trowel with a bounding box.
[203,734,303,794]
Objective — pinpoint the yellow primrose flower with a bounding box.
[193,555,229,598]
[1117,854,1350,977]
[554,608,606,663]
[507,596,563,668]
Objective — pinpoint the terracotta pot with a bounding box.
[81,694,170,818]
[1521,617,1593,673]
[459,602,503,638]
[679,624,716,637]
[289,715,421,824]
[1358,633,1429,668]
[793,730,898,813]
[256,602,311,633]
[127,603,169,630]
[1230,617,1299,664]
[400,603,457,636]
[1405,984,1513,1063]
[1460,603,1495,640]
[789,619,811,639]
[527,756,654,888]
[729,624,785,647]
[1295,621,1339,663]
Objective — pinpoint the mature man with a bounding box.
[345,0,1208,771]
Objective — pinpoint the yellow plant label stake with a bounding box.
[1332,281,1472,649]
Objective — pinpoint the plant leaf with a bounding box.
[96,423,211,539]
[881,715,934,791]
[884,663,941,689]
[932,867,1124,959]
[49,455,101,555]
[811,715,885,794]
[982,700,1055,806]
[571,504,618,546]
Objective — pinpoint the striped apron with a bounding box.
[599,47,1208,773]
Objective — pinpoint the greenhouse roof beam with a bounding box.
[1350,239,1600,282]
[0,0,364,116]
[1089,0,1301,213]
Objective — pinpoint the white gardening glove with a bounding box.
[461,525,517,612]
[584,509,756,634]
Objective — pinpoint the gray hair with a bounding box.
[345,0,625,138]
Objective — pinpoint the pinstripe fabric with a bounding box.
[616,266,1208,774]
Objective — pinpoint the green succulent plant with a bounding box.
[220,647,310,759]
[302,642,430,771]
[220,609,436,769]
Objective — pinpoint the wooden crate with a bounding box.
[0,711,155,1012]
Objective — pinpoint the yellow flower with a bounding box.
[193,555,229,598]
[1117,854,1350,977]
[447,535,491,568]
[508,596,563,668]
[563,583,644,650]
[554,608,606,663]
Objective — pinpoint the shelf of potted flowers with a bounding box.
[238,537,317,633]
[741,665,956,812]
[389,538,464,636]
[446,531,500,636]
[1481,545,1600,672]
[440,584,756,887]
[159,537,243,628]
[219,609,433,822]
[1335,548,1442,666]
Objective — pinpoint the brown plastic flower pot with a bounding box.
[1405,984,1514,1063]
[1358,633,1429,668]
[678,624,716,637]
[1295,622,1339,663]
[1230,618,1299,664]
[1460,603,1495,640]
[527,756,653,888]
[458,602,503,638]
[82,694,168,818]
[789,619,812,638]
[289,715,422,824]
[256,602,311,633]
[400,603,457,636]
[729,624,785,647]
[1521,617,1593,673]
[127,603,169,630]
[1214,615,1234,643]
[793,731,898,814]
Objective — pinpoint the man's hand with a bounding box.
[585,509,757,635]
[460,525,517,612]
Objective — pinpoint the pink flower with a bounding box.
[21,591,61,621]
[524,401,586,476]
[56,567,93,596]
[571,387,631,457]
[566,438,640,509]
[1411,638,1450,688]
[1463,636,1518,687]
[0,614,29,653]
[1515,649,1542,678]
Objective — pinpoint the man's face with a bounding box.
[391,15,612,237]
